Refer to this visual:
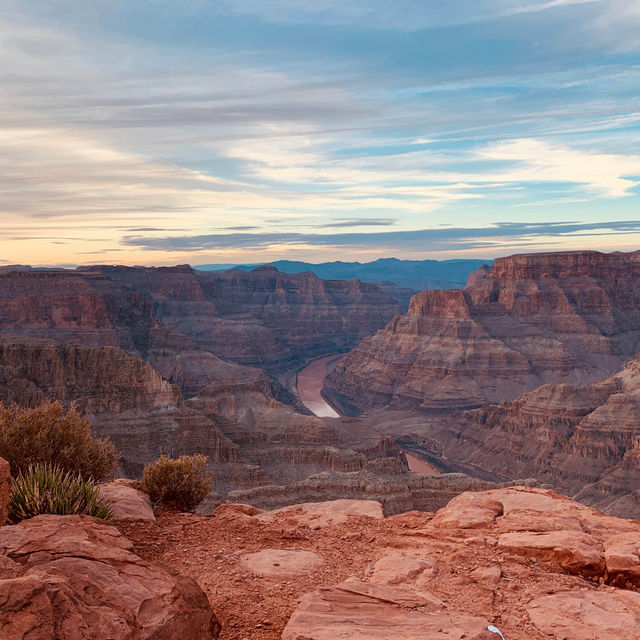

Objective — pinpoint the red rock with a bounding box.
[99,479,155,521]
[369,551,436,586]
[0,515,219,639]
[240,549,324,579]
[282,577,489,640]
[497,530,605,576]
[603,532,640,587]
[527,589,640,639]
[256,499,384,529]
[431,491,504,529]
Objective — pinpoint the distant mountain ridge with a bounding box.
[196,258,491,290]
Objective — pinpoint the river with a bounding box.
[296,355,341,418]
[296,355,440,474]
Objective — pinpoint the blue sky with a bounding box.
[1,0,640,265]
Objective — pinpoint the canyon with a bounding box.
[5,250,640,637]
[324,249,640,517]
[4,250,640,517]
[0,264,450,504]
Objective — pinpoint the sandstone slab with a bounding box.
[282,577,488,640]
[369,551,435,587]
[527,589,640,640]
[431,491,504,529]
[240,549,324,579]
[604,532,640,587]
[257,498,384,529]
[497,530,604,576]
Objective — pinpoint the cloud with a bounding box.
[476,139,640,197]
[121,220,640,253]
[217,0,602,30]
[317,218,396,228]
[1,2,640,266]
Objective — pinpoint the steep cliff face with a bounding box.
[195,266,401,364]
[187,380,402,490]
[325,250,640,414]
[0,265,401,395]
[0,335,239,475]
[0,269,151,353]
[414,353,640,516]
[0,335,402,488]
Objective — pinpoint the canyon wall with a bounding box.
[0,334,404,489]
[0,265,401,396]
[325,250,640,414]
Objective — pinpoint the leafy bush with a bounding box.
[0,401,117,480]
[8,464,113,524]
[141,454,212,511]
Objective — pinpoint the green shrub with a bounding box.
[141,454,212,511]
[8,464,113,524]
[0,401,117,481]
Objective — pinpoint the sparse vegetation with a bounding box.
[8,463,113,524]
[0,401,117,480]
[142,454,212,511]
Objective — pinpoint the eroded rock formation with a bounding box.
[120,486,640,640]
[325,250,640,414]
[0,264,401,395]
[395,350,640,517]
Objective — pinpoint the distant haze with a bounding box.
[196,258,490,290]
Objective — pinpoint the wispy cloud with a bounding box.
[122,220,640,253]
[1,1,639,265]
[217,0,603,30]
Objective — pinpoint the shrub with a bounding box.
[0,401,117,481]
[141,454,212,511]
[8,464,113,524]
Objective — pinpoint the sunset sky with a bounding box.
[2,0,640,266]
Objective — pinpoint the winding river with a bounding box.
[296,355,440,474]
[296,355,341,418]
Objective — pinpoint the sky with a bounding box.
[1,0,640,267]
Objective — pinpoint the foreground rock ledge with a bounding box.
[275,488,640,640]
[0,514,220,640]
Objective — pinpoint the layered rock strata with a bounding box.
[398,351,640,517]
[226,458,540,515]
[0,335,403,491]
[0,264,401,395]
[325,250,640,413]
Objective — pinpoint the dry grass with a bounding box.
[142,454,212,511]
[0,401,117,480]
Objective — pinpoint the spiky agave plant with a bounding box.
[7,463,113,524]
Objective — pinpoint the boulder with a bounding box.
[497,530,605,576]
[604,532,640,587]
[431,491,503,529]
[99,478,155,521]
[0,515,220,639]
